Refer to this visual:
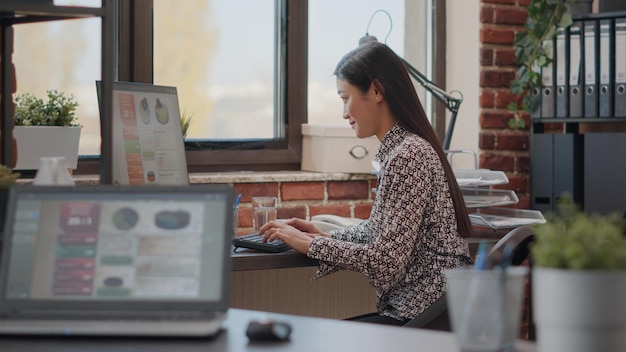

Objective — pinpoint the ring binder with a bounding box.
[584,22,598,118]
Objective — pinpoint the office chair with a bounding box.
[403,226,535,332]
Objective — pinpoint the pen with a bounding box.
[473,240,489,271]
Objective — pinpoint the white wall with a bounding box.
[446,0,480,169]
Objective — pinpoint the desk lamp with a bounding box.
[359,10,463,150]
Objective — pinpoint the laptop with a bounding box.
[96,81,189,186]
[0,184,234,336]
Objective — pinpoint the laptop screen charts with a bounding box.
[97,81,189,186]
[0,185,233,315]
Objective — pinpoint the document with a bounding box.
[584,22,598,118]
[541,39,555,118]
[615,20,626,117]
[599,21,611,117]
[556,29,567,118]
[569,24,583,118]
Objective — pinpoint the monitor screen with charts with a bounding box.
[97,81,189,186]
[0,185,234,336]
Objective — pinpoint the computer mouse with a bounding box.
[246,319,292,342]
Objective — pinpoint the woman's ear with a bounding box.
[372,79,385,101]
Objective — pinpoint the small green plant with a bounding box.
[14,89,80,127]
[507,117,526,130]
[180,108,194,139]
[509,0,574,113]
[531,195,626,270]
[0,165,19,189]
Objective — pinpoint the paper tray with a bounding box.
[454,169,509,187]
[462,188,519,208]
[469,207,546,229]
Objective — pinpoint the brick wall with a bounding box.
[232,179,376,234]
[479,0,531,208]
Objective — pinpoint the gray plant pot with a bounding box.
[533,268,626,352]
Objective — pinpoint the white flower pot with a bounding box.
[13,126,81,170]
[533,268,626,352]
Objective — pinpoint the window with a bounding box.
[13,0,442,173]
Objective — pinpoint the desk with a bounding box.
[0,308,537,352]
[229,238,495,319]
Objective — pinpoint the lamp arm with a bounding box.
[400,58,462,150]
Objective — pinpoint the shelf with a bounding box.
[454,169,509,187]
[0,3,104,24]
[532,118,626,124]
[462,188,519,208]
[0,1,114,183]
[469,207,546,230]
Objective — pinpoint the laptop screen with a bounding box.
[96,81,189,186]
[0,185,234,313]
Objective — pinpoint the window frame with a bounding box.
[76,0,446,174]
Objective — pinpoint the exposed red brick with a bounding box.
[277,205,307,220]
[309,204,351,218]
[480,111,514,129]
[494,7,527,25]
[354,202,373,219]
[480,28,515,45]
[516,196,530,209]
[281,181,325,201]
[519,0,531,6]
[495,89,523,108]
[496,132,529,151]
[482,0,516,4]
[479,133,497,149]
[480,153,515,171]
[328,181,370,200]
[480,47,494,66]
[495,48,518,66]
[234,183,279,203]
[507,175,528,193]
[480,70,516,88]
[480,90,495,108]
[517,155,530,172]
[238,207,253,228]
[480,7,494,23]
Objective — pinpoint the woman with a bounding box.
[258,41,473,325]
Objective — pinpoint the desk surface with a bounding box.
[231,237,494,271]
[0,308,536,352]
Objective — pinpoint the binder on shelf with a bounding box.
[584,22,598,118]
[598,21,612,117]
[541,38,555,118]
[569,24,583,118]
[615,19,626,117]
[555,29,568,118]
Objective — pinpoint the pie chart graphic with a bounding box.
[112,207,139,230]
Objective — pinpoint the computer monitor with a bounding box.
[96,81,189,186]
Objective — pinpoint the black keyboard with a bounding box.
[232,233,291,253]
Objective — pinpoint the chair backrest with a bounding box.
[403,226,535,331]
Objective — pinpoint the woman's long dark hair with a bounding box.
[334,41,472,238]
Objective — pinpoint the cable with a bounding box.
[365,9,393,44]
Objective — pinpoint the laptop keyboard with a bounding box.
[232,233,291,253]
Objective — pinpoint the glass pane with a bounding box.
[308,1,407,126]
[13,1,102,156]
[153,0,277,140]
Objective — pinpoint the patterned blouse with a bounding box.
[307,123,472,321]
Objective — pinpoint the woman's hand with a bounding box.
[257,218,331,254]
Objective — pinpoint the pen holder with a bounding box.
[233,205,239,237]
[444,266,528,352]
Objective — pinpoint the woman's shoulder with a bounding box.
[392,134,438,161]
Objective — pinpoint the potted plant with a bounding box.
[0,165,19,233]
[531,196,626,352]
[12,89,82,170]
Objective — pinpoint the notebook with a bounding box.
[0,184,234,336]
